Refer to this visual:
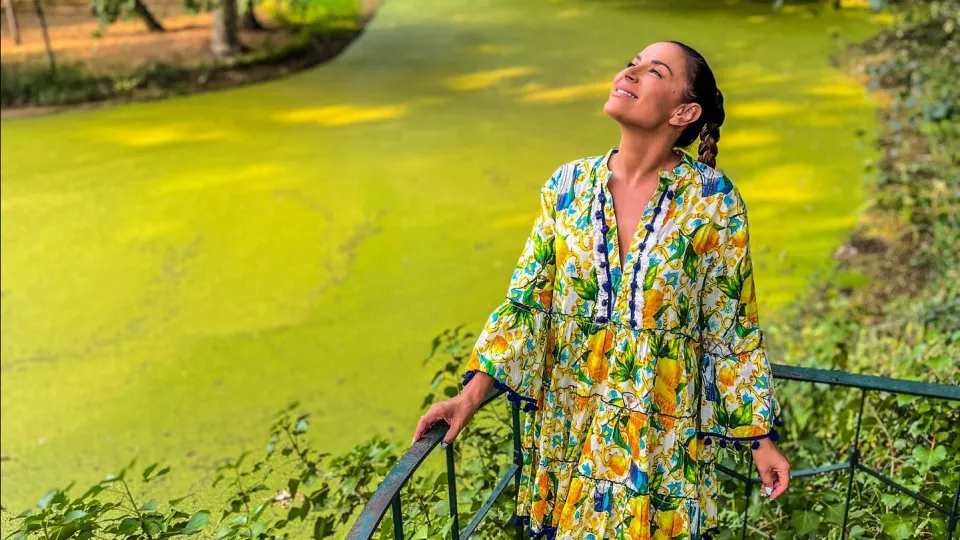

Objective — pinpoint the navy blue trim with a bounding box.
[514,516,557,540]
[463,370,539,412]
[697,414,783,450]
[594,167,614,323]
[628,186,672,329]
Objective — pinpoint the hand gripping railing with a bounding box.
[347,364,960,540]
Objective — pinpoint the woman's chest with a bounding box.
[552,184,722,330]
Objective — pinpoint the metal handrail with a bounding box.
[345,386,507,540]
[348,363,960,540]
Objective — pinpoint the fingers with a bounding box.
[442,421,463,445]
[757,465,776,498]
[769,463,790,501]
[412,408,442,444]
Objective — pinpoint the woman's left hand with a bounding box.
[752,439,790,500]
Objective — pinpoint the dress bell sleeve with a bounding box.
[697,191,781,448]
[463,168,562,413]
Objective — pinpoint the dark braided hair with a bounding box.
[668,41,725,168]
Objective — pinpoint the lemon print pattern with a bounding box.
[464,148,781,539]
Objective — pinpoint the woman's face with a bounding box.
[603,42,701,132]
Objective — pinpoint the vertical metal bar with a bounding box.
[446,443,460,540]
[947,473,960,540]
[391,493,404,540]
[741,451,754,540]
[841,389,867,540]
[512,400,524,540]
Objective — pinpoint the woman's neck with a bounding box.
[611,128,681,187]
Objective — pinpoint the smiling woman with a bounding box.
[414,41,792,539]
[0,0,878,519]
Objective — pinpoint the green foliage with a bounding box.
[0,63,114,108]
[0,30,356,108]
[711,1,960,537]
[7,460,208,540]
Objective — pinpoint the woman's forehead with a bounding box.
[636,42,683,62]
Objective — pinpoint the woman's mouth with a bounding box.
[614,87,638,99]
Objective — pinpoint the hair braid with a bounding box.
[697,89,724,168]
[668,41,725,168]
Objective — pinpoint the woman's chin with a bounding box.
[603,100,629,122]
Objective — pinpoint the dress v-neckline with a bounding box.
[592,148,687,327]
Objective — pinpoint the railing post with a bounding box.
[446,444,460,540]
[841,389,867,540]
[391,493,404,540]
[947,474,960,540]
[741,452,754,540]
[512,400,524,540]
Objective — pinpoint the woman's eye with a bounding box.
[650,69,662,78]
[626,62,636,68]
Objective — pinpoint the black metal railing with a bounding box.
[346,365,960,540]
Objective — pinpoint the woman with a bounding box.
[414,41,790,539]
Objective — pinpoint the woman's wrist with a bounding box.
[460,372,494,411]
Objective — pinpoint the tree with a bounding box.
[211,0,243,57]
[240,0,264,30]
[3,0,21,45]
[31,0,55,72]
[90,0,166,32]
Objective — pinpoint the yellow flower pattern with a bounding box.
[464,149,780,539]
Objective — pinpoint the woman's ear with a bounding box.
[669,102,702,128]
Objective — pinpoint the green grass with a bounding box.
[0,0,879,514]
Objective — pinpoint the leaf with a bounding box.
[824,503,845,525]
[881,514,915,540]
[249,521,267,539]
[682,242,699,281]
[677,294,689,327]
[716,276,740,300]
[6,532,28,540]
[140,499,158,512]
[118,517,139,535]
[294,417,309,434]
[682,449,698,484]
[714,405,730,429]
[571,274,599,302]
[183,511,210,535]
[912,446,946,473]
[169,496,189,507]
[667,235,686,263]
[643,262,659,291]
[730,402,753,428]
[790,510,821,536]
[37,489,58,510]
[142,463,159,481]
[63,510,87,524]
[533,235,555,267]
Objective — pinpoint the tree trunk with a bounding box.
[132,0,165,32]
[211,0,242,57]
[31,0,55,72]
[3,0,21,45]
[240,0,264,31]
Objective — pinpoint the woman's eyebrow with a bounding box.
[635,55,674,75]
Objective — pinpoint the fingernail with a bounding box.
[440,442,448,449]
[765,487,773,497]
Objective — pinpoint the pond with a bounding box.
[0,0,879,510]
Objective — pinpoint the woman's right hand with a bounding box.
[412,394,480,445]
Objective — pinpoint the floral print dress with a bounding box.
[464,148,781,540]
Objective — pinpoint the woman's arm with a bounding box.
[698,187,789,499]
